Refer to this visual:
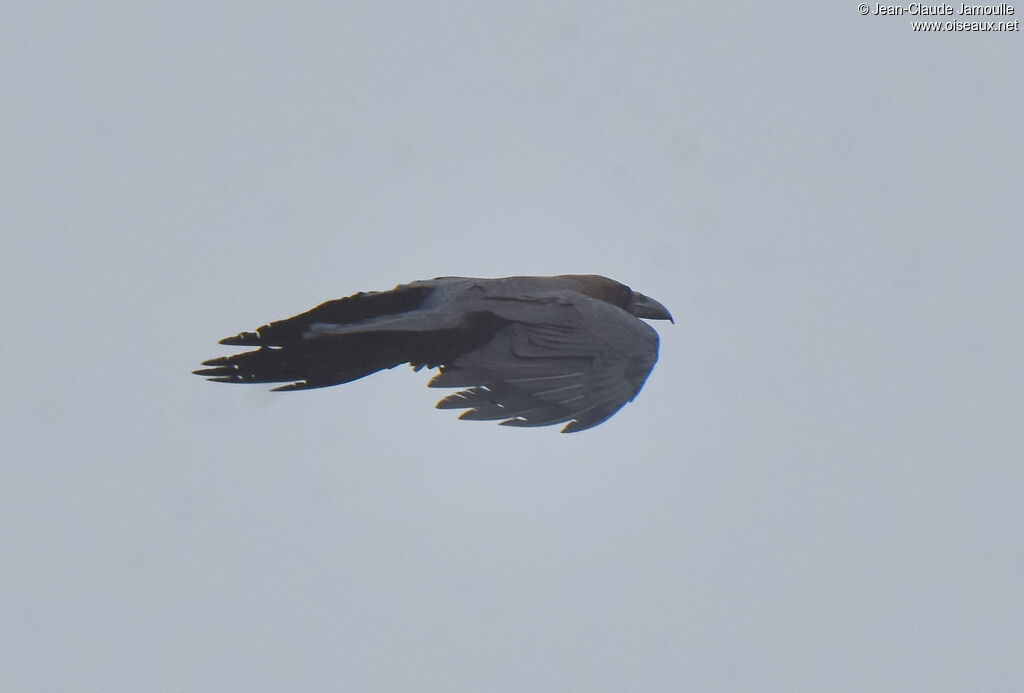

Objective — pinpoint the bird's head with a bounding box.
[558,274,674,323]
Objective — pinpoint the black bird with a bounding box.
[194,275,672,432]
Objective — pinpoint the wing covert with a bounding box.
[429,297,659,432]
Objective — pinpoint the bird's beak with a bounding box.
[631,292,674,323]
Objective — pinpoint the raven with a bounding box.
[194,275,672,432]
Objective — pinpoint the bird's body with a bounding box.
[194,275,672,432]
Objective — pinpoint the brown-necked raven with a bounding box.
[194,275,672,432]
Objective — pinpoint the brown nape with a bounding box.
[555,275,634,311]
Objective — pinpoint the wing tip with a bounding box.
[192,365,235,377]
[218,331,261,346]
[270,382,309,392]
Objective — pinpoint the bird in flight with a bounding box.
[194,275,672,432]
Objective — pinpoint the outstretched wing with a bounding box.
[192,280,505,390]
[429,296,660,433]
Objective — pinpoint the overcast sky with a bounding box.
[2,3,1022,692]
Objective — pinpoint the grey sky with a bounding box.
[2,3,1022,692]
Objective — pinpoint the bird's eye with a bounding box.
[617,285,633,307]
